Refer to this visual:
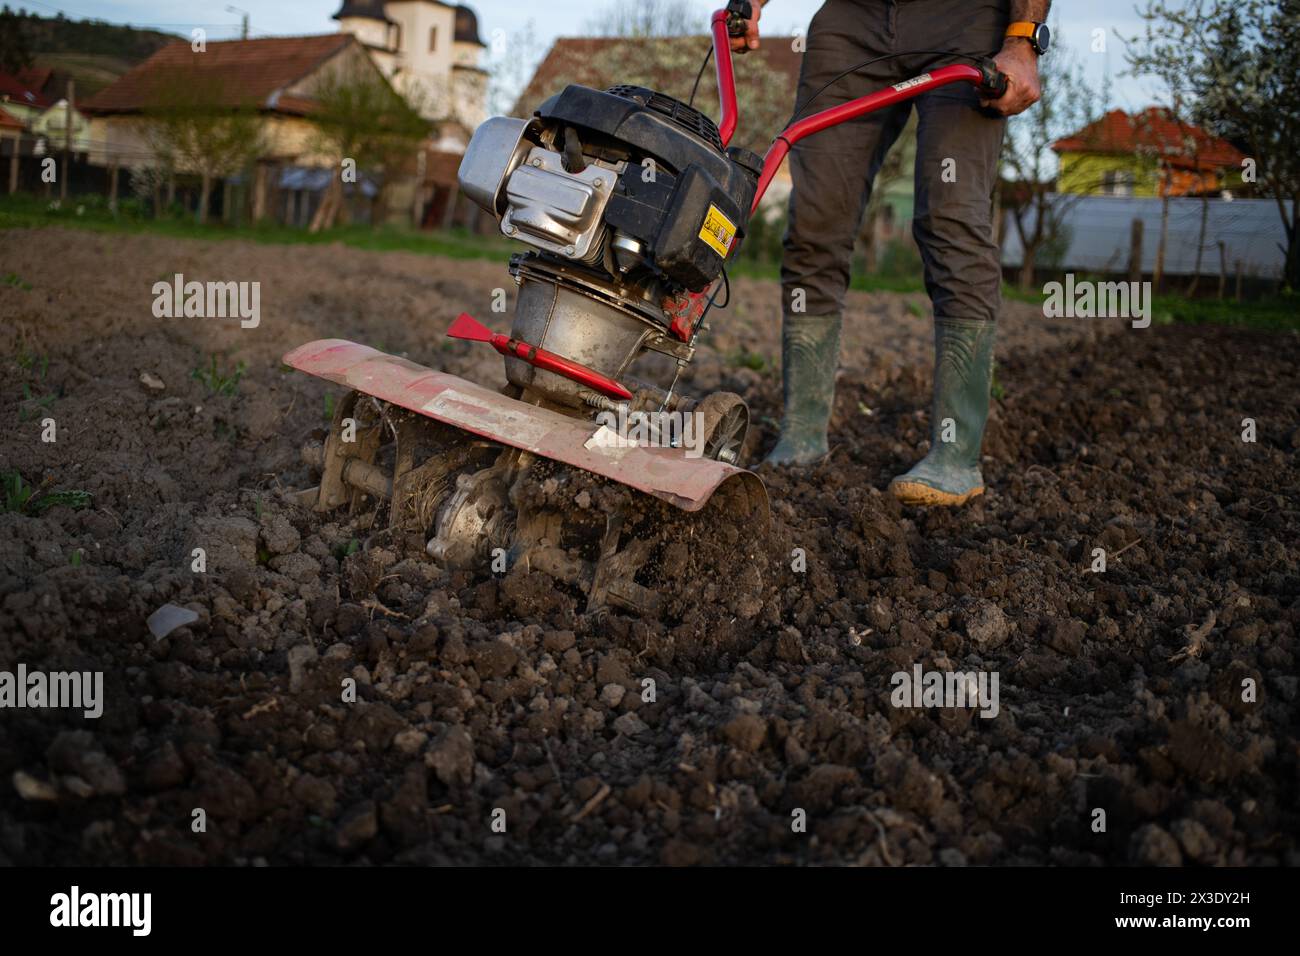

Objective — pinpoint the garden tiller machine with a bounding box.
[284,1,1009,614]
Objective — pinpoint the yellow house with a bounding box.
[1054,107,1247,198]
[31,99,92,154]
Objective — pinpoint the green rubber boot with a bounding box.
[764,311,843,466]
[890,317,996,506]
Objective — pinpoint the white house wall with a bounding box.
[384,1,457,120]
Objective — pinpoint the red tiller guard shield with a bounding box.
[282,338,768,516]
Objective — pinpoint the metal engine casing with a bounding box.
[457,86,760,291]
[456,85,762,408]
[456,115,617,270]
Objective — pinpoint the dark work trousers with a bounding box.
[780,0,1009,320]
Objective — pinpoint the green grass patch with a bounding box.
[0,193,517,264]
[18,382,56,422]
[333,537,361,560]
[16,351,49,378]
[1149,293,1299,332]
[192,355,246,396]
[2,471,92,516]
[729,349,768,372]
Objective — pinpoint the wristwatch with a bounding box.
[1006,21,1050,55]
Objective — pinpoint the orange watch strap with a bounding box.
[1005,21,1036,38]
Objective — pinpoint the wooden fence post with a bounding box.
[1217,241,1227,299]
[1128,218,1144,285]
[61,79,73,203]
[441,183,460,231]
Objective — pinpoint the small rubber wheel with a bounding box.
[696,392,750,465]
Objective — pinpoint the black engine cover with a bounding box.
[534,85,759,291]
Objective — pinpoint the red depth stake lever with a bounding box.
[446,313,634,402]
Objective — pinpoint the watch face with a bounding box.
[1034,23,1051,53]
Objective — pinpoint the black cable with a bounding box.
[788,49,988,126]
[690,266,730,348]
[688,45,714,108]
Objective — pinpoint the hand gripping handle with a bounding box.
[977,57,1009,98]
[725,0,752,38]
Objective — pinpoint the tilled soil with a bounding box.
[1,227,1296,866]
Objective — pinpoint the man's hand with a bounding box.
[730,0,761,53]
[980,38,1040,115]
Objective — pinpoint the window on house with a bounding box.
[389,23,401,51]
[1101,169,1135,197]
[429,27,437,52]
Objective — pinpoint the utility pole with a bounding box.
[412,147,426,227]
[226,5,250,40]
[61,78,73,202]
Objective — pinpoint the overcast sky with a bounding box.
[18,0,1169,108]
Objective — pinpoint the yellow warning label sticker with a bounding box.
[698,204,737,258]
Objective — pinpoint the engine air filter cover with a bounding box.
[604,85,724,153]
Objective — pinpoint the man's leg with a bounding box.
[769,0,910,466]
[890,5,1007,504]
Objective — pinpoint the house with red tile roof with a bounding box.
[70,5,488,225]
[1052,107,1248,199]
[76,33,421,224]
[0,67,57,125]
[81,33,368,167]
[0,69,61,196]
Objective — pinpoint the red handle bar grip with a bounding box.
[710,9,739,146]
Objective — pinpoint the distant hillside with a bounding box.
[2,10,179,96]
[5,10,178,61]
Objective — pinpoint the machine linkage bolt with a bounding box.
[593,178,603,187]
[531,157,543,166]
[564,245,576,256]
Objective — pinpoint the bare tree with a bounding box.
[585,0,704,38]
[306,57,429,232]
[484,22,544,117]
[1000,41,1105,289]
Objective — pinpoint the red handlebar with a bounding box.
[710,9,739,147]
[752,63,989,212]
[706,8,1003,213]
